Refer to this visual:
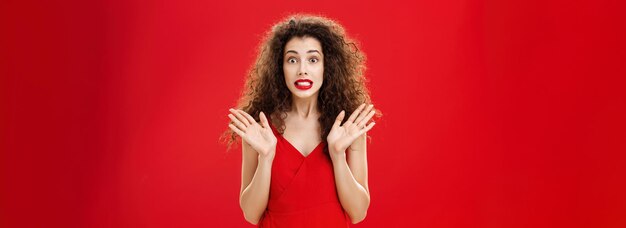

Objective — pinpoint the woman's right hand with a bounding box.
[228,109,277,160]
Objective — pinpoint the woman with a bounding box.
[224,14,380,227]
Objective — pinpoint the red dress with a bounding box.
[258,123,351,227]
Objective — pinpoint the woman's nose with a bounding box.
[297,63,308,75]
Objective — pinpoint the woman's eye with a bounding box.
[309,58,318,63]
[287,58,297,64]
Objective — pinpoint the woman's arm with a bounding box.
[228,109,277,225]
[326,104,376,224]
[330,133,370,224]
[239,141,274,225]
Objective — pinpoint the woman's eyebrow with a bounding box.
[284,50,322,55]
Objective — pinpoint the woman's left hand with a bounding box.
[327,103,376,156]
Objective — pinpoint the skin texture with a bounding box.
[229,35,376,225]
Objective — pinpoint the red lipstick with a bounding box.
[294,79,313,90]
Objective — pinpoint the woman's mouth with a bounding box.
[294,79,313,90]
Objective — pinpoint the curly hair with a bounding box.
[222,14,380,152]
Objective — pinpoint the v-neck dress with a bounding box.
[257,123,350,227]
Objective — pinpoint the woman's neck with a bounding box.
[291,95,319,119]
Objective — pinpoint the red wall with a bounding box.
[2,0,625,227]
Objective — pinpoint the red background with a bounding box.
[2,0,625,227]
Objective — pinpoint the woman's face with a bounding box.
[283,36,324,99]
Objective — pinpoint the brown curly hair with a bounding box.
[222,14,380,152]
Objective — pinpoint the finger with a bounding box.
[354,104,374,127]
[357,108,376,128]
[345,103,366,128]
[259,111,269,128]
[228,114,247,132]
[230,109,250,127]
[238,110,258,126]
[358,121,376,135]
[229,124,245,137]
[333,110,345,129]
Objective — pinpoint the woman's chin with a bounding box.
[290,90,319,99]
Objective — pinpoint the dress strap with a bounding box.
[268,121,280,136]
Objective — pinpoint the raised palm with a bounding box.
[228,109,277,158]
[327,104,376,154]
